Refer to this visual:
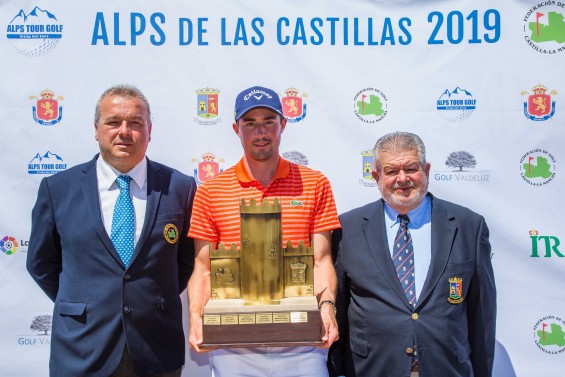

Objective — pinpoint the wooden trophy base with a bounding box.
[200,296,323,349]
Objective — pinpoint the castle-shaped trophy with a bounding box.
[201,198,322,348]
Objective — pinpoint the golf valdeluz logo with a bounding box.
[434,151,490,183]
[18,314,52,346]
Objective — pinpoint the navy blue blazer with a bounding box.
[27,155,196,377]
[328,194,496,377]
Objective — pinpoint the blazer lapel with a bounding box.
[417,197,457,307]
[362,199,412,309]
[81,156,123,265]
[128,159,162,267]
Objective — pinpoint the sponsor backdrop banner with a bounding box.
[1,0,564,376]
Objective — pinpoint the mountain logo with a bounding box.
[353,88,388,124]
[533,316,565,355]
[6,7,63,57]
[523,4,565,54]
[436,87,476,122]
[28,151,67,175]
[520,149,556,186]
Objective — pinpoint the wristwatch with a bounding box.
[319,299,337,315]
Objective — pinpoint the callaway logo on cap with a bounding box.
[234,86,284,120]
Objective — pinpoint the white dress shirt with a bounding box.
[96,156,148,247]
[384,195,432,302]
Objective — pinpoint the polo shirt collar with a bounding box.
[235,157,290,183]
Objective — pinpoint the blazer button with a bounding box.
[406,347,414,355]
[124,274,131,280]
[412,313,419,320]
[123,306,131,313]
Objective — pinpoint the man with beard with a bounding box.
[328,132,496,377]
[187,86,341,376]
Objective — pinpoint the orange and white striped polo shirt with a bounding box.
[188,157,340,247]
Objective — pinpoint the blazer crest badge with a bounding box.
[447,277,464,304]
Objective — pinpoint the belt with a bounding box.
[411,364,419,372]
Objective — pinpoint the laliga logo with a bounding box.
[6,7,63,57]
[29,90,64,126]
[0,236,18,255]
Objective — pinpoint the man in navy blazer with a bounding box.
[328,132,496,377]
[27,85,196,377]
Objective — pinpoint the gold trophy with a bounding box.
[201,198,322,348]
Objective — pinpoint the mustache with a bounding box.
[393,181,416,190]
[252,137,271,143]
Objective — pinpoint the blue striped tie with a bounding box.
[393,214,418,370]
[393,215,416,307]
[110,175,134,266]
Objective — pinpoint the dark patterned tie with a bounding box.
[393,214,418,371]
[393,214,416,307]
[110,175,134,266]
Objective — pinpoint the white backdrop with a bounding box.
[1,0,564,376]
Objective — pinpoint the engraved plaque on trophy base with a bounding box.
[200,296,323,349]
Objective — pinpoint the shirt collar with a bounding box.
[384,194,431,229]
[235,157,290,183]
[97,155,147,191]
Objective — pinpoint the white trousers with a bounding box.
[209,347,328,377]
